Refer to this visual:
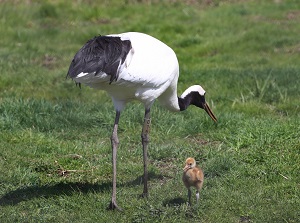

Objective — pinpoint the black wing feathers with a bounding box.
[67,36,132,84]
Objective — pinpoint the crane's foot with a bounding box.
[107,200,122,211]
[140,191,148,198]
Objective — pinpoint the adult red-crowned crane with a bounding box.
[67,32,217,210]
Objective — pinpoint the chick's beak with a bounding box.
[183,165,190,172]
[203,102,217,122]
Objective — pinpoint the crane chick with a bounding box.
[182,157,204,205]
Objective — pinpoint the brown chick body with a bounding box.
[182,157,204,205]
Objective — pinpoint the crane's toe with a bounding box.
[140,191,148,199]
[107,201,123,211]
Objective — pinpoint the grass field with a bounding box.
[1,0,300,222]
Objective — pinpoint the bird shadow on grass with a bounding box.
[0,182,111,206]
[125,170,170,186]
[163,197,186,207]
[0,171,166,206]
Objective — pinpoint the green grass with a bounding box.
[1,0,300,222]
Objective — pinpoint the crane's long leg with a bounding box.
[108,111,122,210]
[141,108,151,197]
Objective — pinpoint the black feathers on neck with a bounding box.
[178,91,205,111]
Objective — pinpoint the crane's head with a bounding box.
[180,85,217,122]
[183,157,197,171]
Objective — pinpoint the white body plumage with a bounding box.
[73,32,180,112]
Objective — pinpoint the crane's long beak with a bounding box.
[203,103,217,122]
